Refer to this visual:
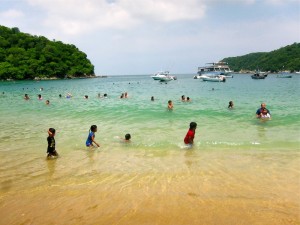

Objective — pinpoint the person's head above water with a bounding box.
[90,125,97,132]
[125,133,131,140]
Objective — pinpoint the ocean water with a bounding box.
[0,74,299,225]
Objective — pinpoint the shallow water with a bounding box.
[0,74,299,224]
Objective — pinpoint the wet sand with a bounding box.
[0,149,299,225]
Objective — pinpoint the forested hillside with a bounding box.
[0,25,95,80]
[222,43,300,72]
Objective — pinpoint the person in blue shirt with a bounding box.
[256,103,271,118]
[86,125,100,147]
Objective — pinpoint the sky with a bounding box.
[1,0,300,75]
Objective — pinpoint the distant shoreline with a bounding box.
[2,75,108,81]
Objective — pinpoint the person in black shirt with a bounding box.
[47,128,59,158]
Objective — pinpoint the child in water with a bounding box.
[184,122,197,147]
[47,128,59,158]
[124,133,131,142]
[86,125,100,147]
[260,108,271,119]
[168,100,173,110]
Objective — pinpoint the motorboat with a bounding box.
[202,75,226,82]
[151,71,170,80]
[277,72,292,78]
[151,71,176,81]
[251,71,268,79]
[197,61,233,76]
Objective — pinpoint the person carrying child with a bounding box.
[184,122,197,147]
[47,128,59,158]
[86,125,100,147]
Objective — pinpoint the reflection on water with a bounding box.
[46,158,57,179]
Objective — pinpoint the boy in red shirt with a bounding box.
[184,122,197,146]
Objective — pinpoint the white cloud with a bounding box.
[119,0,206,22]
[263,0,300,5]
[0,9,24,21]
[25,0,207,35]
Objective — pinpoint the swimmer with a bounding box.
[167,100,173,110]
[66,93,72,99]
[124,133,131,142]
[24,94,30,100]
[181,95,186,102]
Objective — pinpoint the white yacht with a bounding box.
[151,71,177,81]
[197,61,233,76]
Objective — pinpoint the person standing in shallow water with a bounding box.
[184,122,197,147]
[47,128,59,158]
[256,103,271,118]
[86,125,100,148]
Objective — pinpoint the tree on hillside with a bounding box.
[0,25,95,80]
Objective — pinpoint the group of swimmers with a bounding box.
[23,90,271,119]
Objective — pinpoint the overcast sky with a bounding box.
[1,0,299,75]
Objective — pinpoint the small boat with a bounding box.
[151,71,170,80]
[251,71,268,79]
[202,75,226,82]
[151,71,177,81]
[277,72,292,78]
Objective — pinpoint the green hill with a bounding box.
[222,43,300,72]
[0,25,95,80]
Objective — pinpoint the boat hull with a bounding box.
[251,73,268,79]
[277,75,292,78]
[202,75,226,82]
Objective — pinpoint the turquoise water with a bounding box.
[0,74,299,153]
[0,74,300,152]
[0,74,300,225]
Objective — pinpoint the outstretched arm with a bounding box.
[91,136,100,147]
